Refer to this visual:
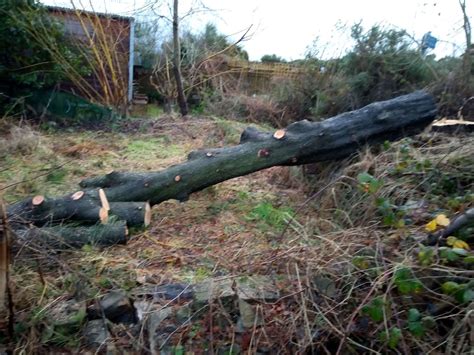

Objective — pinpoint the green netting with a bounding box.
[27,90,119,125]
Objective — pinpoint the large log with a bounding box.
[8,193,151,228]
[14,222,128,248]
[7,91,437,234]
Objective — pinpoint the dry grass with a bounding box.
[207,94,285,127]
[1,118,473,353]
[0,125,41,158]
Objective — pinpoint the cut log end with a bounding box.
[273,129,286,140]
[99,189,110,211]
[144,202,151,227]
[99,207,109,224]
[32,195,45,206]
[71,191,84,201]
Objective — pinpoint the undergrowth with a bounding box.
[1,119,473,353]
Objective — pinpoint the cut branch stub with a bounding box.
[71,191,84,201]
[99,207,109,224]
[273,129,286,140]
[32,195,44,206]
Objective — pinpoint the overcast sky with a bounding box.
[41,0,471,60]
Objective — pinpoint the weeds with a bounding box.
[247,202,294,231]
[0,125,41,158]
[2,118,473,353]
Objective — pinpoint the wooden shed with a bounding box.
[47,6,135,108]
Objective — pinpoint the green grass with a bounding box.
[247,201,294,231]
[124,137,185,160]
[146,104,163,117]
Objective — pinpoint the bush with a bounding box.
[0,1,67,113]
[339,24,436,108]
[261,54,286,63]
[0,124,41,157]
[206,94,284,126]
[263,24,442,123]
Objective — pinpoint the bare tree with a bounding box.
[458,0,473,85]
[147,0,251,114]
[172,0,188,116]
[459,0,472,51]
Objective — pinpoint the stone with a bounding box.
[147,307,173,354]
[49,299,86,327]
[193,278,235,303]
[153,283,194,301]
[218,344,241,354]
[83,319,110,349]
[312,275,337,298]
[236,275,279,302]
[132,283,194,303]
[89,290,137,324]
[238,298,263,328]
[175,304,192,325]
[148,307,173,332]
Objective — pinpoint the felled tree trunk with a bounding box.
[79,90,437,204]
[14,222,128,248]
[7,91,437,247]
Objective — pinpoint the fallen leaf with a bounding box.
[446,236,457,246]
[447,236,470,250]
[435,214,450,227]
[453,240,470,250]
[425,219,437,232]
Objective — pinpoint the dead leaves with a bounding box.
[446,236,470,250]
[425,214,450,232]
[425,213,471,250]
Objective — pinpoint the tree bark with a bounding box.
[7,91,437,244]
[14,222,128,248]
[172,0,188,116]
[8,193,150,228]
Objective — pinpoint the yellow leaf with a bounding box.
[435,214,450,227]
[453,240,470,250]
[425,219,437,232]
[446,236,457,246]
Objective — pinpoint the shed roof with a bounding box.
[46,5,134,22]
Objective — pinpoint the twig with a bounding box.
[424,208,474,245]
[0,197,14,339]
[0,159,73,192]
